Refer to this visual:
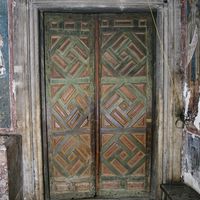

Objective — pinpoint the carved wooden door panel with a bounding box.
[98,15,153,197]
[44,14,96,199]
[44,13,153,200]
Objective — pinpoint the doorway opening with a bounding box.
[41,12,155,199]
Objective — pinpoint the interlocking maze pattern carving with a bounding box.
[44,13,153,199]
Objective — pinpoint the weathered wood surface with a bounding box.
[12,0,183,199]
[44,13,95,199]
[161,183,200,200]
[44,13,154,199]
[31,0,164,8]
[99,14,153,197]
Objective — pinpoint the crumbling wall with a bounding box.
[0,136,23,200]
[182,0,200,194]
[183,134,200,193]
[0,138,9,200]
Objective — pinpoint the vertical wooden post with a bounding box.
[181,0,187,78]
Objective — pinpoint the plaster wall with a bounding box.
[181,0,200,194]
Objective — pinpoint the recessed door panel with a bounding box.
[44,14,95,199]
[99,15,152,197]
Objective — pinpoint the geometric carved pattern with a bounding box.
[101,32,147,77]
[50,134,92,178]
[51,83,90,130]
[45,14,95,199]
[45,13,153,199]
[101,83,146,129]
[99,16,152,195]
[101,133,146,176]
[50,35,92,129]
[49,34,92,129]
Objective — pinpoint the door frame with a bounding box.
[14,0,182,199]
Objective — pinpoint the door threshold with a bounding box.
[82,198,153,200]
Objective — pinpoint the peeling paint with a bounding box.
[0,0,11,129]
[187,25,198,67]
[182,0,200,194]
[184,82,191,117]
[184,172,200,194]
[183,133,200,194]
[194,89,200,130]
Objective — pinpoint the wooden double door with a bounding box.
[43,13,154,199]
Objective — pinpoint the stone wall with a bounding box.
[0,135,23,200]
[0,138,9,200]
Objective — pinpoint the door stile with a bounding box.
[40,12,51,200]
[145,25,154,193]
[94,16,100,192]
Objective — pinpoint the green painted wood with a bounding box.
[44,13,95,199]
[44,13,154,199]
[99,14,153,197]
